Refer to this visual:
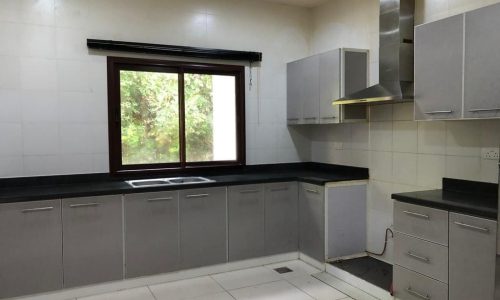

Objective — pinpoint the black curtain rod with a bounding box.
[87,39,262,63]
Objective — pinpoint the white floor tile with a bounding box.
[149,276,224,300]
[312,273,378,300]
[77,287,155,300]
[264,260,320,279]
[188,291,235,300]
[229,281,313,300]
[286,275,347,300]
[211,266,282,290]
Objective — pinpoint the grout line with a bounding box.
[146,286,158,300]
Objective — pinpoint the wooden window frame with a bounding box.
[107,56,246,175]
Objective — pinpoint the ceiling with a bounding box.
[256,0,330,8]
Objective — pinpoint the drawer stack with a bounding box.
[393,201,449,300]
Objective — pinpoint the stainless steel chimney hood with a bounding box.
[333,0,415,105]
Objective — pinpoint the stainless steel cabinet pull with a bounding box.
[424,110,452,114]
[287,118,299,121]
[454,221,489,233]
[22,207,54,213]
[304,117,317,120]
[403,210,430,219]
[407,287,430,300]
[321,116,337,119]
[186,193,209,198]
[69,203,99,208]
[270,187,289,192]
[147,197,173,202]
[239,189,259,194]
[305,188,319,194]
[406,251,430,263]
[469,108,500,112]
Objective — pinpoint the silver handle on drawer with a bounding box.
[287,118,299,121]
[424,110,452,114]
[304,117,317,120]
[270,187,289,192]
[406,251,430,263]
[403,210,430,219]
[305,188,319,194]
[407,287,431,300]
[321,116,337,119]
[239,189,260,194]
[469,108,500,113]
[454,221,490,233]
[186,193,209,198]
[69,203,99,208]
[147,197,173,202]
[22,206,54,213]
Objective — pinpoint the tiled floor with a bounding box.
[28,260,355,300]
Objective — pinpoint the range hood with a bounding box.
[333,0,415,105]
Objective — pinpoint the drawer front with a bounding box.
[394,201,449,246]
[394,232,448,283]
[394,265,448,300]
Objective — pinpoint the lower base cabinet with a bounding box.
[124,191,180,278]
[394,265,448,300]
[179,187,227,269]
[62,195,123,288]
[0,200,63,299]
[299,182,325,262]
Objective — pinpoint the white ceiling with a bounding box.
[256,0,330,8]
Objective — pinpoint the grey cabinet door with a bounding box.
[301,55,320,123]
[228,185,265,261]
[449,212,497,300]
[0,200,62,299]
[464,3,500,119]
[299,182,325,262]
[319,50,341,123]
[62,195,123,288]
[179,187,227,269]
[287,60,302,124]
[124,191,179,278]
[414,15,464,120]
[265,182,298,255]
[341,50,368,122]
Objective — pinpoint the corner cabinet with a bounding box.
[415,2,500,120]
[287,48,369,125]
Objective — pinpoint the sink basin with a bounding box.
[126,176,214,188]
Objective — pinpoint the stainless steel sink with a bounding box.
[126,176,214,188]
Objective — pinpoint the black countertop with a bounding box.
[0,163,369,204]
[392,178,498,220]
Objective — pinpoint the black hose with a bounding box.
[366,228,394,256]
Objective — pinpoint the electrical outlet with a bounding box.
[482,148,500,160]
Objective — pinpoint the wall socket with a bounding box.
[482,148,500,160]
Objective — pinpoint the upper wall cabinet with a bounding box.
[415,2,500,120]
[287,48,369,125]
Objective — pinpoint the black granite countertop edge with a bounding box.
[0,163,369,204]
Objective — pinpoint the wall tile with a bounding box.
[393,121,418,153]
[369,104,393,122]
[445,155,481,181]
[392,152,418,185]
[20,57,58,91]
[0,123,23,156]
[57,60,90,92]
[0,90,22,123]
[350,122,369,150]
[369,151,393,182]
[18,23,56,58]
[446,120,481,157]
[480,158,499,183]
[0,156,23,178]
[0,56,21,89]
[417,154,446,188]
[23,122,59,155]
[417,121,446,154]
[23,155,61,176]
[393,103,414,121]
[21,90,59,123]
[370,121,393,151]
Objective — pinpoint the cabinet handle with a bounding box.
[406,287,431,300]
[270,187,289,192]
[406,251,430,263]
[287,118,299,121]
[186,193,209,198]
[69,203,99,208]
[403,210,429,220]
[305,188,319,194]
[469,108,500,113]
[424,110,452,114]
[22,206,54,213]
[321,116,337,119]
[454,221,489,233]
[304,117,317,120]
[147,197,173,202]
[239,189,260,194]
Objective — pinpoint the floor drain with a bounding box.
[274,267,293,274]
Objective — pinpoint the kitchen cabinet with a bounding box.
[179,187,227,269]
[228,185,265,261]
[124,191,179,278]
[0,200,63,299]
[264,182,298,255]
[299,182,325,262]
[449,212,497,300]
[463,3,500,119]
[287,48,368,125]
[414,14,464,120]
[62,195,123,288]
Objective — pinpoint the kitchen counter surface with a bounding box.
[392,178,498,220]
[0,163,369,204]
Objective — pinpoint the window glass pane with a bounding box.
[120,70,180,165]
[185,73,237,162]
